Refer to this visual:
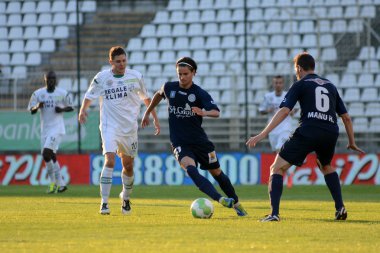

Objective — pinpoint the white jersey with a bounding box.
[85,68,149,136]
[259,91,292,134]
[27,87,72,136]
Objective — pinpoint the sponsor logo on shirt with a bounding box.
[170,91,176,98]
[169,103,195,118]
[107,80,113,86]
[104,86,129,100]
[188,94,196,102]
[178,91,187,95]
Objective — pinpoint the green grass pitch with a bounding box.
[0,185,379,253]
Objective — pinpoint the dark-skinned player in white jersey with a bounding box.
[142,57,247,216]
[247,52,364,222]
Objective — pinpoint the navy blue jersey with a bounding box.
[280,74,347,135]
[160,81,219,146]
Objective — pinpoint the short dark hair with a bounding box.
[176,57,197,72]
[294,52,315,71]
[109,46,126,60]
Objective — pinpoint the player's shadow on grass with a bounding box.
[303,218,380,224]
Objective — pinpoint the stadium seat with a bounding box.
[171,24,187,37]
[169,11,185,24]
[346,60,362,74]
[11,66,27,79]
[10,53,26,65]
[218,23,234,36]
[358,46,376,60]
[347,19,364,32]
[208,49,223,62]
[321,48,337,61]
[8,27,23,40]
[197,63,210,75]
[344,6,359,18]
[142,38,158,51]
[40,39,55,52]
[6,1,21,14]
[340,73,357,87]
[52,13,67,25]
[158,38,174,50]
[343,88,360,102]
[39,26,54,39]
[187,23,203,36]
[328,6,343,18]
[202,76,218,90]
[205,36,221,49]
[145,51,160,63]
[9,40,24,52]
[365,102,380,116]
[363,60,379,73]
[256,48,271,61]
[374,74,380,87]
[216,9,232,22]
[224,49,240,61]
[185,10,201,23]
[51,1,66,13]
[232,9,244,22]
[129,51,145,64]
[368,117,380,133]
[348,102,364,117]
[54,26,69,39]
[264,8,279,20]
[36,1,51,13]
[167,0,183,10]
[173,37,189,50]
[248,9,263,21]
[22,14,37,26]
[204,23,218,36]
[156,24,171,37]
[24,40,40,52]
[214,0,229,9]
[183,0,198,10]
[201,10,216,22]
[318,20,331,33]
[190,37,205,49]
[81,1,97,12]
[67,13,83,25]
[360,5,376,18]
[193,50,208,62]
[21,1,36,13]
[66,0,76,12]
[37,13,52,25]
[7,14,22,26]
[357,73,374,87]
[24,27,39,39]
[26,53,42,65]
[331,20,347,33]
[352,117,368,132]
[325,73,340,86]
[361,87,378,102]
[127,38,142,51]
[140,24,156,37]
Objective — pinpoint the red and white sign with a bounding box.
[261,153,380,185]
[0,154,90,185]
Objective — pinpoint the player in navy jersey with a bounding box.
[246,52,364,222]
[142,57,247,216]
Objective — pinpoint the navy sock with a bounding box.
[213,171,238,203]
[269,174,283,216]
[186,165,222,201]
[324,172,344,210]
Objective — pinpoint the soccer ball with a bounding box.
[190,198,214,219]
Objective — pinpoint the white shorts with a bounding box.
[101,132,138,157]
[269,131,292,152]
[41,133,63,153]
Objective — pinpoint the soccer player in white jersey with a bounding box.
[78,46,160,215]
[28,71,73,193]
[259,76,296,152]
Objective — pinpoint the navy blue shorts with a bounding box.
[279,127,338,167]
[171,142,220,170]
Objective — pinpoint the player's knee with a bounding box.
[270,164,284,175]
[42,149,54,162]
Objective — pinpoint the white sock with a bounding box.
[53,161,65,186]
[46,161,55,184]
[121,174,134,200]
[100,167,113,204]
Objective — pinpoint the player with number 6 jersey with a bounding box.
[246,52,364,222]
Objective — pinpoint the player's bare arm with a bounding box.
[55,106,74,113]
[78,98,92,124]
[246,107,290,148]
[30,102,44,114]
[340,113,365,154]
[191,107,219,118]
[141,92,163,131]
[143,97,160,135]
